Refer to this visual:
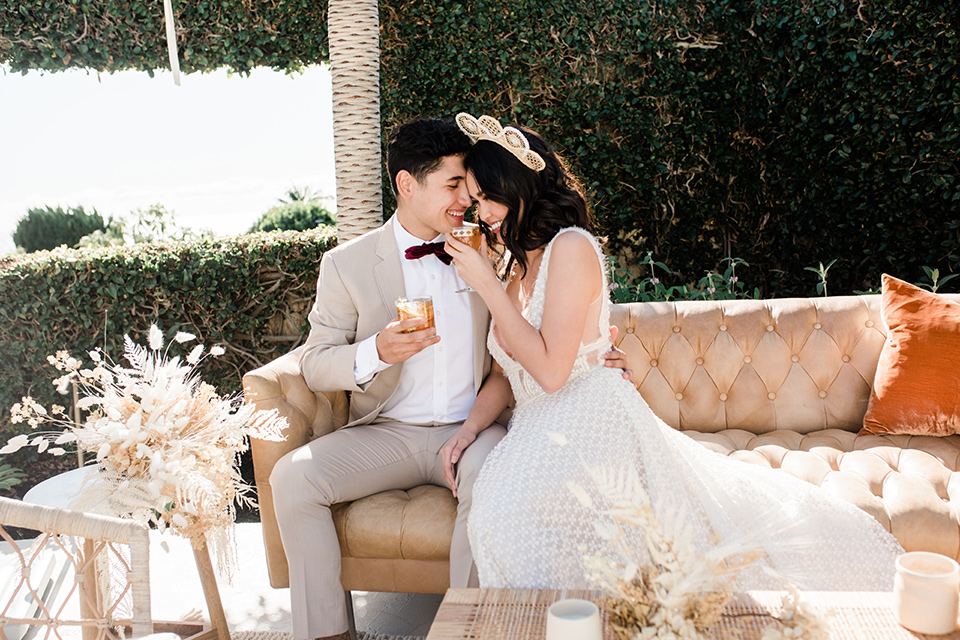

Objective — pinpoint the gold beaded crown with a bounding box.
[456,113,546,173]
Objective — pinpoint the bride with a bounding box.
[442,113,902,591]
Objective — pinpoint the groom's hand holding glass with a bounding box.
[375,303,441,364]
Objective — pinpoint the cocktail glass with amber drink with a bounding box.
[450,223,482,293]
[395,296,435,334]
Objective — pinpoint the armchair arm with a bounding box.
[243,345,349,587]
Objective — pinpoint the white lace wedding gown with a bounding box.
[468,227,902,591]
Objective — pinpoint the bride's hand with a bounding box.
[445,234,497,293]
[440,426,478,498]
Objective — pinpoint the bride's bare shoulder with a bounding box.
[548,229,600,268]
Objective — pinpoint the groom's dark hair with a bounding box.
[386,118,473,195]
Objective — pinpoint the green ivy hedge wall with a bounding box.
[380,0,959,296]
[2,0,957,297]
[0,228,335,443]
[2,0,328,73]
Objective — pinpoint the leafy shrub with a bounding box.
[13,206,106,253]
[379,0,959,297]
[0,463,25,492]
[2,0,957,295]
[79,204,211,247]
[0,228,337,444]
[610,256,760,303]
[248,201,336,234]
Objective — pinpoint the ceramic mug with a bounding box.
[546,598,602,640]
[893,551,960,635]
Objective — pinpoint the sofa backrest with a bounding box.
[609,293,960,435]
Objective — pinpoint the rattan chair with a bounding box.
[0,496,152,640]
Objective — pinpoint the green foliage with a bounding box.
[3,0,958,295]
[278,185,320,204]
[918,267,959,294]
[0,463,25,491]
[0,0,328,74]
[610,255,760,303]
[248,201,336,233]
[0,228,337,443]
[79,204,211,247]
[379,0,959,297]
[804,260,839,297]
[13,206,106,253]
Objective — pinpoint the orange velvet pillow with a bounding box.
[861,274,960,436]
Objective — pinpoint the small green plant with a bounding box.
[917,267,959,294]
[804,260,838,297]
[608,255,759,303]
[0,462,25,491]
[13,206,106,253]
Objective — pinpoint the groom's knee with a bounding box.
[271,448,336,514]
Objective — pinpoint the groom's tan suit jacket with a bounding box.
[299,216,492,425]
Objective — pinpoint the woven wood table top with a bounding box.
[425,588,960,640]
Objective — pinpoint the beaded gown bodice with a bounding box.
[468,227,902,593]
[487,228,610,405]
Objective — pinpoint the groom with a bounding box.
[271,117,630,640]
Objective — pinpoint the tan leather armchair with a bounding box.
[244,346,456,593]
[245,294,960,595]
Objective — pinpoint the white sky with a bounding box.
[0,64,335,254]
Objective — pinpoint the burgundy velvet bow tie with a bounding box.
[405,242,453,265]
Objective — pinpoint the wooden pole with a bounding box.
[192,535,231,640]
[79,539,99,640]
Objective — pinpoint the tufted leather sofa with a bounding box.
[244,292,960,593]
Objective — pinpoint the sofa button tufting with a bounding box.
[696,357,704,365]
[766,324,775,332]
[819,390,827,398]
[626,327,635,333]
[767,392,776,400]
[791,355,799,363]
[743,356,752,364]
[842,355,850,363]
[813,322,822,330]
[719,393,728,401]
[650,359,658,367]
[672,325,681,333]
[719,324,727,331]
[675,393,683,401]
[865,320,874,328]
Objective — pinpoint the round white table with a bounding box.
[23,465,98,510]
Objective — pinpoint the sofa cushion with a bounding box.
[861,275,960,436]
[684,428,960,560]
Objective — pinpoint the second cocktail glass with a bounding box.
[450,223,482,293]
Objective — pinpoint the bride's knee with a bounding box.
[460,425,507,476]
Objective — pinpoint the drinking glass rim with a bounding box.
[896,551,960,580]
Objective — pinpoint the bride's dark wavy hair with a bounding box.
[463,127,595,278]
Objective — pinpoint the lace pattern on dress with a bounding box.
[469,229,903,593]
[487,227,611,405]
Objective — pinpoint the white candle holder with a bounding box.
[894,551,960,635]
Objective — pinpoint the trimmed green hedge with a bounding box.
[2,0,957,295]
[0,227,336,443]
[1,0,327,73]
[380,0,959,296]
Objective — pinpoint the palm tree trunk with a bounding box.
[329,0,383,243]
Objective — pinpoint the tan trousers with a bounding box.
[270,420,507,639]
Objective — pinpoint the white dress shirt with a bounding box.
[353,216,477,424]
